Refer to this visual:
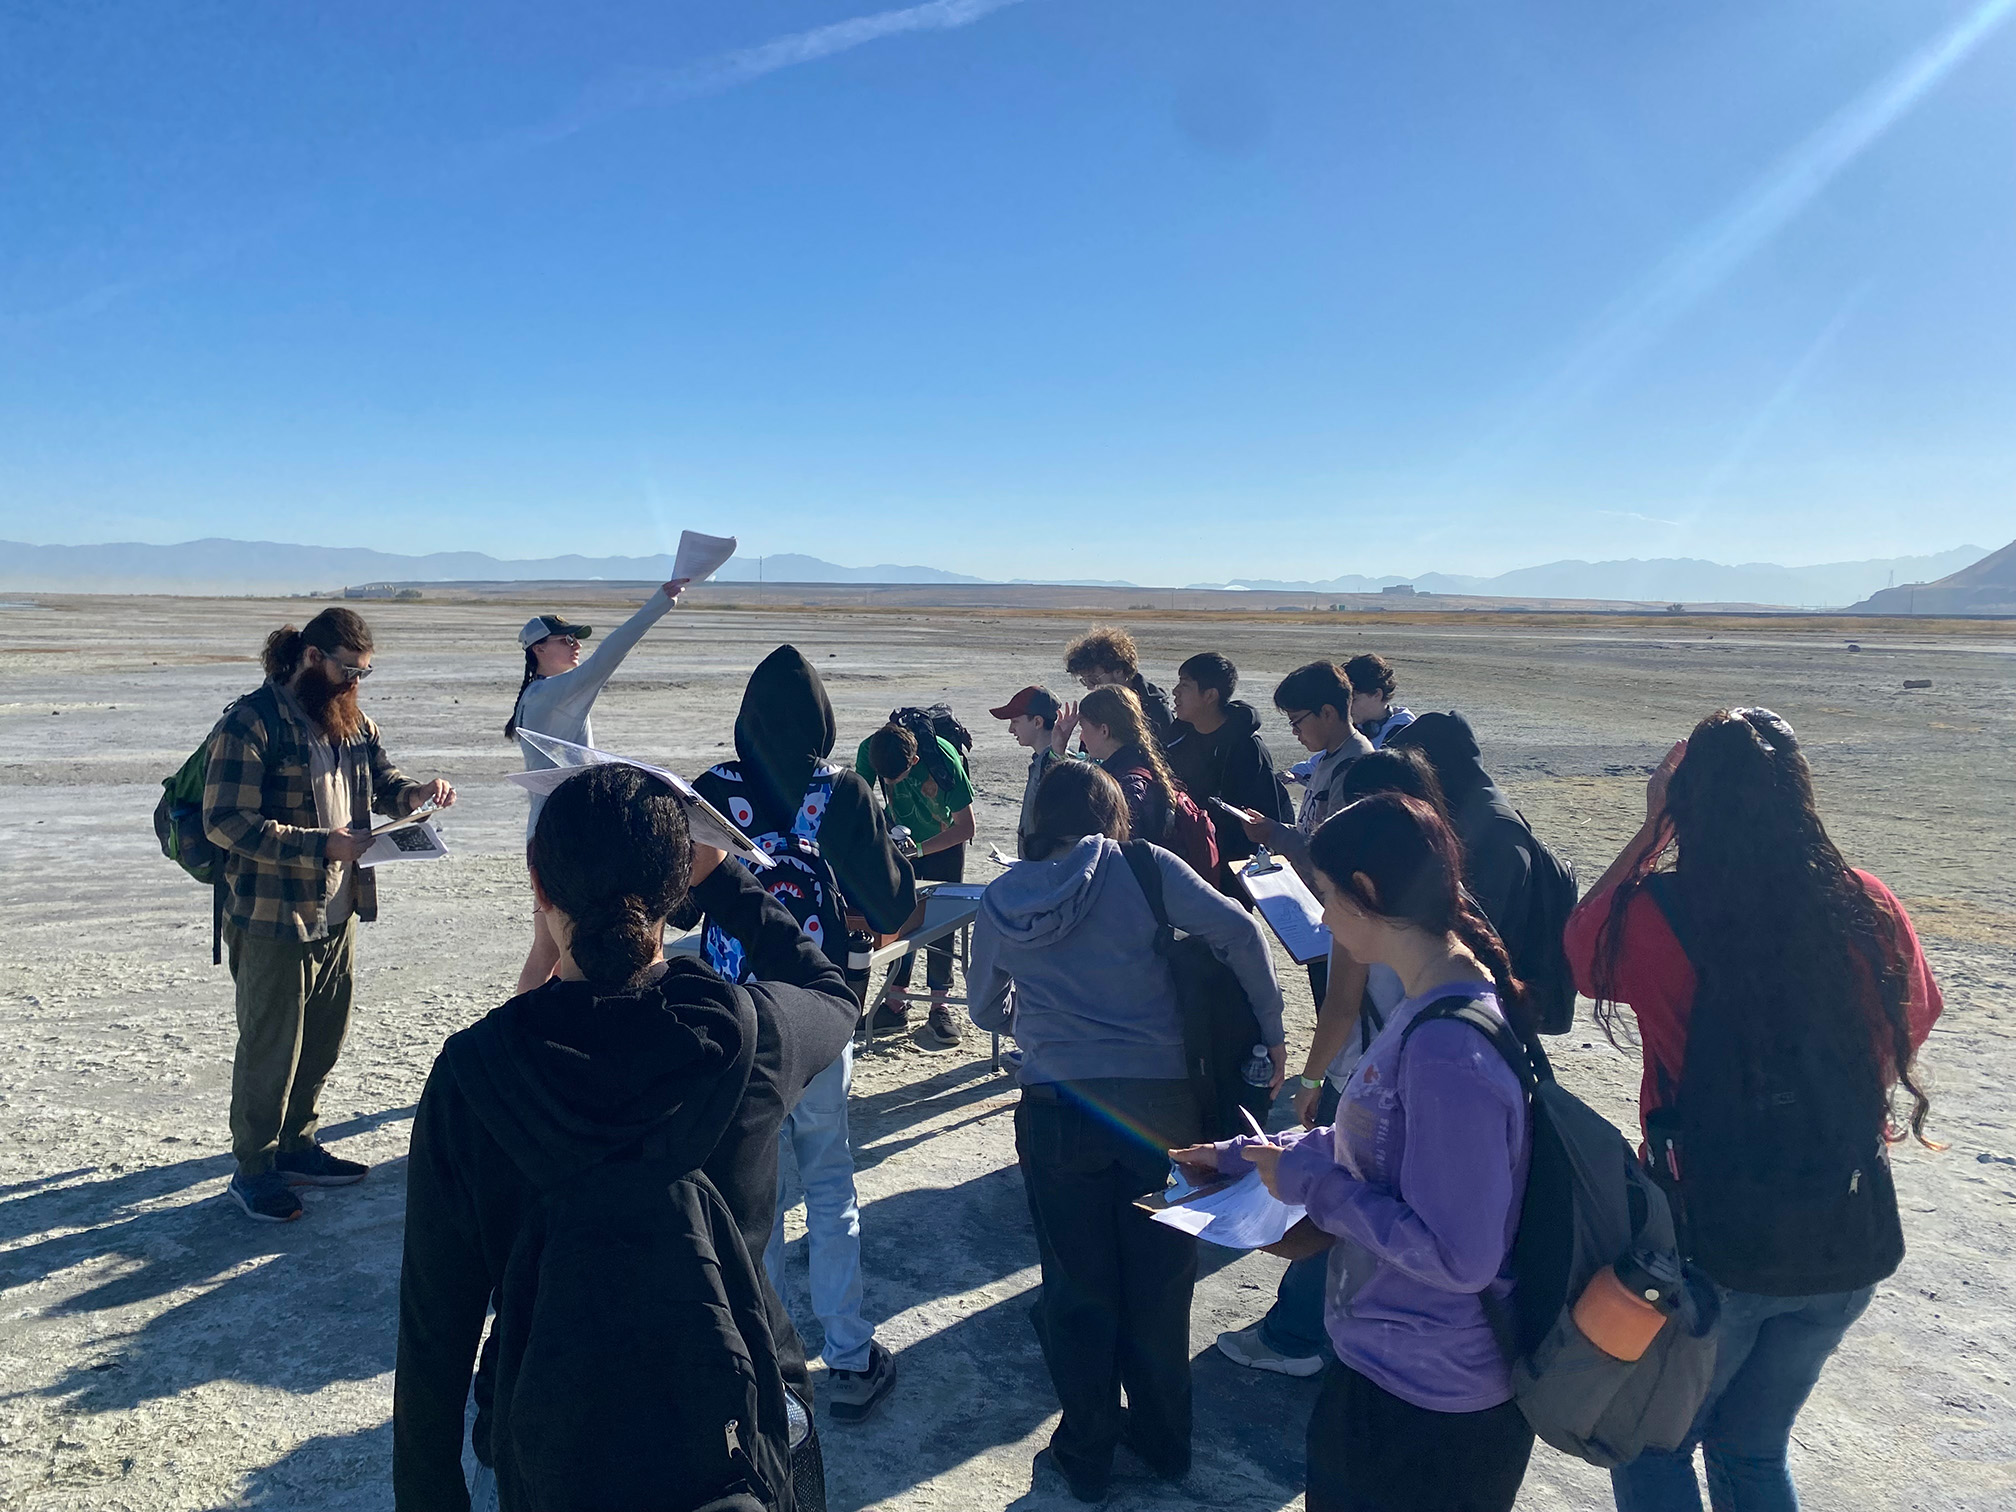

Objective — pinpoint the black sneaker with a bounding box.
[866,997,911,1035]
[926,1002,963,1048]
[1036,1446,1110,1504]
[228,1169,304,1223]
[274,1144,369,1187]
[826,1340,897,1423]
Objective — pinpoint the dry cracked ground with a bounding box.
[2,595,2012,1510]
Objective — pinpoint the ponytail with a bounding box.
[504,648,540,740]
[566,893,662,984]
[263,607,371,684]
[263,626,306,682]
[528,763,692,988]
[1454,896,1533,1036]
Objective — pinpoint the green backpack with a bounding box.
[154,697,254,963]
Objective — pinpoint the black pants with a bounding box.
[1016,1077,1202,1487]
[1307,957,1329,1010]
[891,844,964,993]
[1306,1363,1533,1512]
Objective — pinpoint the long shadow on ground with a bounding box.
[3,1110,416,1413]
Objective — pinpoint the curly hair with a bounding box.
[1592,709,1931,1144]
[1064,625,1140,678]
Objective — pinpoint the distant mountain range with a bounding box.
[1848,536,2016,614]
[1195,547,1991,609]
[0,537,1992,608]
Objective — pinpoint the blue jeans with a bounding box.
[1258,1082,1342,1360]
[1611,1284,1875,1512]
[765,1040,877,1373]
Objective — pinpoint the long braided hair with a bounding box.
[1308,791,1533,1035]
[1592,708,1931,1144]
[504,646,540,741]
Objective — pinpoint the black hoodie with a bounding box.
[1388,710,1536,944]
[693,645,916,956]
[1163,699,1292,863]
[393,862,857,1512]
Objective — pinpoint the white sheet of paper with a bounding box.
[1150,1205,1216,1237]
[1148,1167,1307,1249]
[672,530,737,584]
[1240,862,1332,963]
[509,729,772,868]
[359,817,449,867]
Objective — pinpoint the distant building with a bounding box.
[344,584,422,601]
[1381,583,1416,596]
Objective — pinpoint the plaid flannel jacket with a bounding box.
[202,681,423,941]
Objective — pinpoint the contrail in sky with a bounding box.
[517,0,1035,147]
[1489,0,2016,453]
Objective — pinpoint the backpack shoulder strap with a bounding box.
[1639,872,1700,968]
[1399,994,1542,1096]
[1119,838,1166,918]
[1118,839,1175,942]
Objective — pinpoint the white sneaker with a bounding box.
[1215,1323,1324,1378]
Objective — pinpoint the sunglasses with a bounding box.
[322,656,374,682]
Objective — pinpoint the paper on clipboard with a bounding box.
[1143,1167,1306,1249]
[1239,858,1332,963]
[509,729,772,868]
[672,530,737,584]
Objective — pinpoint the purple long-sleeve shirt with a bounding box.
[1215,982,1529,1413]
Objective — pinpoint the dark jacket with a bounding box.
[1129,673,1175,743]
[1390,711,1534,948]
[392,862,857,1512]
[1163,700,1291,863]
[693,645,916,954]
[1099,742,1168,848]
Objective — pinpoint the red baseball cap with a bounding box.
[990,685,1061,721]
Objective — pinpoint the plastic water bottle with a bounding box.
[1241,1043,1272,1088]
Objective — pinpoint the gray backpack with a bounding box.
[1403,996,1719,1467]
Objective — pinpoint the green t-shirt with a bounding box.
[856,733,973,844]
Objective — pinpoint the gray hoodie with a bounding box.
[970,836,1284,1086]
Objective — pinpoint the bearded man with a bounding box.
[203,607,455,1222]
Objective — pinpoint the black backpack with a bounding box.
[486,1018,795,1512]
[1401,995,1717,1469]
[1644,875,1905,1296]
[1120,841,1265,1141]
[889,704,972,793]
[1511,812,1580,1035]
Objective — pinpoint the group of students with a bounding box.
[191,600,1944,1512]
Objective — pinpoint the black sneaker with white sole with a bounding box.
[228,1169,304,1223]
[926,1003,963,1048]
[274,1144,369,1186]
[826,1339,896,1423]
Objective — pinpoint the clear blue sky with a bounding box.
[2,0,2011,583]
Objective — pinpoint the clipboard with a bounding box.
[1238,853,1332,964]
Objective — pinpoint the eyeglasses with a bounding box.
[325,657,374,682]
[1286,710,1314,732]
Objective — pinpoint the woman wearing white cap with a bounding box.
[504,575,686,991]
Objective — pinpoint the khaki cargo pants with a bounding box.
[225,919,357,1178]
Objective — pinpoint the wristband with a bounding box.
[1297,1074,1324,1091]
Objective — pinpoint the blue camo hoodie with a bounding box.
[969,836,1284,1086]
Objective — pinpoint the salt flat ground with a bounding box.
[1,595,2012,1512]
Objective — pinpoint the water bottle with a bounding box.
[890,824,920,860]
[1241,1043,1272,1088]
